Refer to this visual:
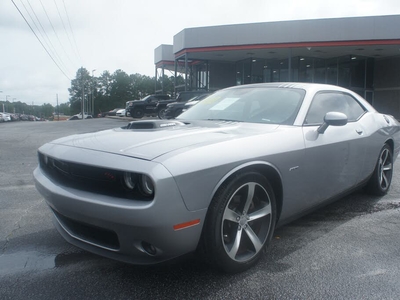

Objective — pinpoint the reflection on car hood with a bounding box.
[48,120,280,160]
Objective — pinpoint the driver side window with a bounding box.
[305,92,366,125]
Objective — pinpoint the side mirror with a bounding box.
[317,112,348,134]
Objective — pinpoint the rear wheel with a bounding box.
[131,108,144,119]
[367,144,393,196]
[200,172,276,273]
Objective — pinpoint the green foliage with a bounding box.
[1,67,185,119]
[55,103,70,115]
[68,67,93,115]
[41,103,54,118]
[68,67,175,116]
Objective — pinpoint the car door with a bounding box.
[302,91,367,205]
[144,97,157,113]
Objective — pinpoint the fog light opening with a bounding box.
[141,241,157,256]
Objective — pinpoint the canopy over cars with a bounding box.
[34,83,400,273]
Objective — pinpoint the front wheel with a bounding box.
[131,108,144,119]
[158,108,166,119]
[367,144,393,196]
[200,172,276,273]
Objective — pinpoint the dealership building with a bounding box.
[154,14,400,118]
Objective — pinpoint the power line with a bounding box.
[24,0,71,75]
[11,0,72,80]
[39,0,78,71]
[53,0,80,66]
[62,0,82,64]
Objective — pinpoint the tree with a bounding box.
[131,73,156,99]
[40,103,54,118]
[68,67,92,115]
[98,70,112,97]
[55,102,70,115]
[109,69,133,108]
[67,67,186,116]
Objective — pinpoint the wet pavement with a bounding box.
[1,118,400,299]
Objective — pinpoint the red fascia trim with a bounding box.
[156,61,175,67]
[175,39,400,57]
[156,60,202,68]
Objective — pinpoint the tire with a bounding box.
[200,172,276,273]
[158,108,166,119]
[367,144,393,196]
[131,108,144,119]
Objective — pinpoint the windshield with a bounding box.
[177,87,305,125]
[141,95,152,101]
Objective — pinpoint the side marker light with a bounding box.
[173,219,201,231]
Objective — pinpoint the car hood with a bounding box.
[47,120,280,160]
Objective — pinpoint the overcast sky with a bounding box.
[1,0,400,107]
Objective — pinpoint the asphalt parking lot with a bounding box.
[1,118,400,300]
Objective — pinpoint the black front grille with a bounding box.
[38,152,153,201]
[53,210,120,250]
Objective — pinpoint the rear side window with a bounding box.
[305,92,366,125]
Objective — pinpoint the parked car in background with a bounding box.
[126,94,171,119]
[116,109,127,117]
[68,113,93,120]
[181,95,209,113]
[162,93,212,119]
[0,113,11,122]
[34,83,400,273]
[98,108,123,118]
[157,90,210,119]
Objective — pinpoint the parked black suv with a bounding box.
[157,90,210,119]
[126,94,171,119]
[162,93,212,119]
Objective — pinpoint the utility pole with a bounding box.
[92,69,96,116]
[56,94,59,121]
[81,67,84,120]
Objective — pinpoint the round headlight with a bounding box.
[140,175,154,196]
[123,172,136,190]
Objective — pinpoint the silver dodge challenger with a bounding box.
[34,83,400,273]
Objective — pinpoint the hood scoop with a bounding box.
[125,120,187,130]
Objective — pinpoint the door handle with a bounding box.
[356,129,363,135]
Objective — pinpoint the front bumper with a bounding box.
[33,149,207,265]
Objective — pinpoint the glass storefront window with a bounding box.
[314,58,326,83]
[338,56,351,87]
[236,55,370,93]
[298,57,313,82]
[235,59,252,85]
[326,59,338,85]
[251,59,265,83]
